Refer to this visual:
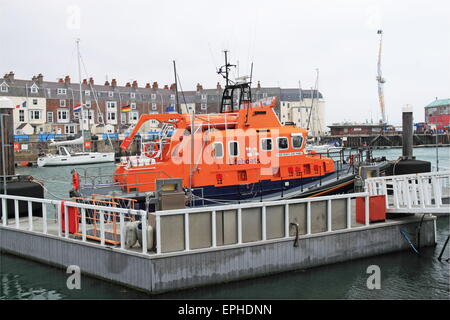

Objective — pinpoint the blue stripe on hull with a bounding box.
[192,174,335,205]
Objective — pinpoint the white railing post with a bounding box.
[284,204,289,238]
[64,205,69,238]
[347,197,352,229]
[120,211,125,249]
[156,214,161,254]
[405,179,412,210]
[393,180,400,209]
[365,195,370,226]
[99,210,105,245]
[418,177,426,209]
[1,198,7,226]
[14,199,19,228]
[432,176,442,208]
[211,210,216,248]
[28,201,33,231]
[327,199,332,232]
[382,180,389,209]
[57,203,62,237]
[141,211,148,254]
[81,208,87,242]
[306,201,311,235]
[184,213,190,251]
[42,203,47,234]
[237,208,242,244]
[262,206,266,241]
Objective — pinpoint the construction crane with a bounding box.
[376,29,386,124]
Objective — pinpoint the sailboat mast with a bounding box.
[76,39,85,152]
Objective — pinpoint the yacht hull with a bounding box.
[37,152,115,167]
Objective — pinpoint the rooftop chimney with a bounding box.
[257,81,261,89]
[6,71,15,81]
[58,78,64,84]
[216,82,222,90]
[125,82,131,88]
[64,75,71,85]
[163,84,169,90]
[132,80,138,88]
[37,74,43,84]
[152,82,158,89]
[82,79,88,85]
[170,83,177,90]
[196,83,203,91]
[111,79,117,87]
[145,83,151,89]
[89,77,94,85]
[104,80,110,86]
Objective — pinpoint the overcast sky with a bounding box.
[0,0,448,125]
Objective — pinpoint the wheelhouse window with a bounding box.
[277,137,288,150]
[228,141,239,157]
[261,138,272,151]
[292,135,303,149]
[213,142,223,158]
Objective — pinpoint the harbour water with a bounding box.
[1,147,449,299]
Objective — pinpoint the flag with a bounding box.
[121,105,131,112]
[73,104,82,112]
[22,101,27,108]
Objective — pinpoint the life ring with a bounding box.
[72,171,80,191]
[143,142,160,158]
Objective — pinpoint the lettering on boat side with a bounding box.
[177,304,272,317]
[66,265,81,290]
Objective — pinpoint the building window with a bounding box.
[261,138,272,151]
[292,135,303,149]
[130,92,136,99]
[107,112,116,121]
[152,103,157,111]
[98,113,104,123]
[85,100,91,108]
[47,88,51,96]
[151,94,156,100]
[29,110,42,120]
[73,112,80,120]
[106,101,117,109]
[201,103,207,110]
[121,113,127,124]
[30,85,39,94]
[65,125,76,134]
[57,88,67,95]
[33,99,38,105]
[57,110,69,121]
[47,112,54,123]
[213,142,223,158]
[19,110,25,122]
[277,137,289,150]
[201,94,207,100]
[60,99,66,107]
[170,94,175,100]
[131,102,137,110]
[0,83,8,92]
[129,111,139,122]
[85,90,90,96]
[228,141,239,157]
[262,92,268,98]
[108,91,114,98]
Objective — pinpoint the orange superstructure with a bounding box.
[114,97,334,199]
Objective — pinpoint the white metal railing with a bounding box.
[1,191,377,257]
[153,192,370,255]
[0,194,149,254]
[365,170,450,213]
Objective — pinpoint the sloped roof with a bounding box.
[426,98,450,108]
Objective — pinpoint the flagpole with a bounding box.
[76,38,85,152]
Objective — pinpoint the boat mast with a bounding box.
[376,30,386,127]
[173,60,180,114]
[76,38,85,152]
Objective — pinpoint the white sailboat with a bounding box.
[37,39,115,167]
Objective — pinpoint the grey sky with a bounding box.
[0,0,448,125]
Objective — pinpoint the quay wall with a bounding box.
[0,217,436,294]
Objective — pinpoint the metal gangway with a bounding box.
[365,170,450,214]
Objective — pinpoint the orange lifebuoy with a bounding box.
[72,171,80,191]
[143,142,159,158]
